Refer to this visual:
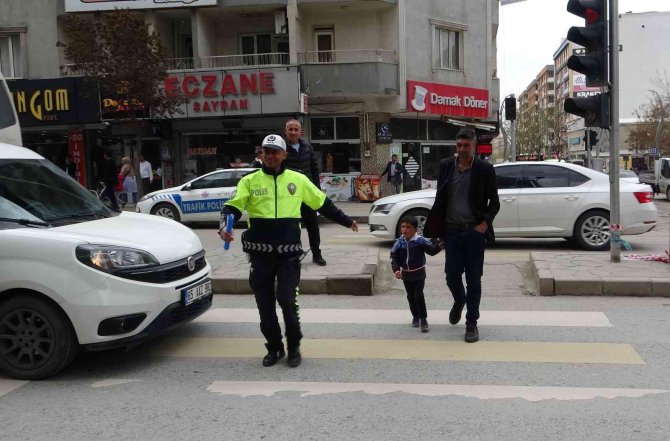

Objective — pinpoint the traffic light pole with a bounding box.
[586,129,592,168]
[609,0,621,262]
[510,119,516,162]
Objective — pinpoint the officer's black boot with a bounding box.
[262,342,285,367]
[287,346,301,367]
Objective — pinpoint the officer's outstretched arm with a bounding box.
[302,176,357,231]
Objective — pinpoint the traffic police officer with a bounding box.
[219,134,358,367]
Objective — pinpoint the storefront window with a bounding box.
[311,118,334,140]
[184,134,258,181]
[428,120,460,140]
[391,118,427,140]
[335,117,360,139]
[313,142,361,174]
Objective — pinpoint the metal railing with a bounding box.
[166,57,195,71]
[200,53,289,69]
[60,63,93,77]
[297,49,397,64]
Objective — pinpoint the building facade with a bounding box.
[1,0,500,196]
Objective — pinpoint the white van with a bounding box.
[0,143,212,380]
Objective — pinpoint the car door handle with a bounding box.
[564,195,579,201]
[502,197,516,202]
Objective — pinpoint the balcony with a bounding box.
[200,53,289,69]
[297,49,398,97]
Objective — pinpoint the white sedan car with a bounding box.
[369,162,657,251]
[137,168,255,223]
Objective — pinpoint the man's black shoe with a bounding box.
[287,349,302,367]
[411,317,420,328]
[262,343,285,367]
[464,325,479,343]
[449,301,465,325]
[312,255,327,266]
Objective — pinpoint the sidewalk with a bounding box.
[194,202,670,297]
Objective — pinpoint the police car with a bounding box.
[136,168,255,223]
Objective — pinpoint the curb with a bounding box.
[530,252,670,297]
[212,249,379,296]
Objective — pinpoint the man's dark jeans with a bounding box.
[444,228,486,326]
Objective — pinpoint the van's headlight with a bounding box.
[372,203,395,214]
[76,245,159,272]
[139,193,154,202]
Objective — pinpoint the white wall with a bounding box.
[619,11,670,121]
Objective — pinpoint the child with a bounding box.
[390,216,443,332]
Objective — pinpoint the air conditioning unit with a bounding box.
[275,9,288,35]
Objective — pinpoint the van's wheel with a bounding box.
[574,209,610,251]
[0,296,78,380]
[396,209,430,237]
[151,203,181,222]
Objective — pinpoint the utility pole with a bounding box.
[609,0,620,262]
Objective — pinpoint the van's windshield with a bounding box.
[0,159,115,226]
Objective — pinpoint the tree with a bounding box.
[62,10,186,194]
[516,105,554,158]
[627,75,670,156]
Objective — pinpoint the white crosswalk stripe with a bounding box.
[195,308,613,327]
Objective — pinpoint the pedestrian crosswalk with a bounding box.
[0,307,666,403]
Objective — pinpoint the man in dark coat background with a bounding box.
[423,128,499,343]
[283,119,327,266]
[381,154,403,195]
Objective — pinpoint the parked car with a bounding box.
[136,168,255,223]
[369,161,657,251]
[604,168,640,184]
[0,143,212,380]
[639,157,670,199]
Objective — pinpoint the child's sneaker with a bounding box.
[420,319,429,333]
[411,317,420,328]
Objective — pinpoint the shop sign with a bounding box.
[7,78,100,127]
[376,122,392,144]
[406,81,489,118]
[164,67,301,118]
[188,147,217,156]
[68,129,87,186]
[65,0,216,12]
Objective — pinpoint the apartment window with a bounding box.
[0,31,25,78]
[430,19,465,71]
[315,29,334,62]
[240,34,272,55]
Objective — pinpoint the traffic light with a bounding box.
[582,129,599,149]
[564,93,610,128]
[566,0,608,87]
[504,96,517,121]
[564,0,610,128]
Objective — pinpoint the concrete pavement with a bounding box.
[200,201,670,297]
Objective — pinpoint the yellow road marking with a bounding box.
[148,338,644,365]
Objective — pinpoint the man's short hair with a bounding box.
[456,128,476,142]
[285,119,302,129]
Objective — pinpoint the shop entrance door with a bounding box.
[401,142,422,192]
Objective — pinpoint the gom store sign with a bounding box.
[164,67,301,118]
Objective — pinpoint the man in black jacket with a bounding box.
[99,150,119,211]
[284,119,327,266]
[423,128,499,343]
[381,154,403,195]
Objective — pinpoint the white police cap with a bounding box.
[261,134,286,151]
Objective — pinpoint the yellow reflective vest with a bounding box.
[223,166,326,254]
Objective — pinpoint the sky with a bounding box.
[497,0,670,100]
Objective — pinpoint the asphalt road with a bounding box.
[1,200,668,441]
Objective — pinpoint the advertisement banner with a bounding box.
[164,66,301,118]
[65,0,217,12]
[406,81,489,118]
[68,130,87,186]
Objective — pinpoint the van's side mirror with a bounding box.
[182,184,191,191]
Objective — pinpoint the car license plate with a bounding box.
[182,279,212,306]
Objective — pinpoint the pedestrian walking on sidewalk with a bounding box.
[138,154,153,196]
[390,216,442,333]
[283,119,328,266]
[381,154,403,195]
[423,128,500,343]
[219,134,358,368]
